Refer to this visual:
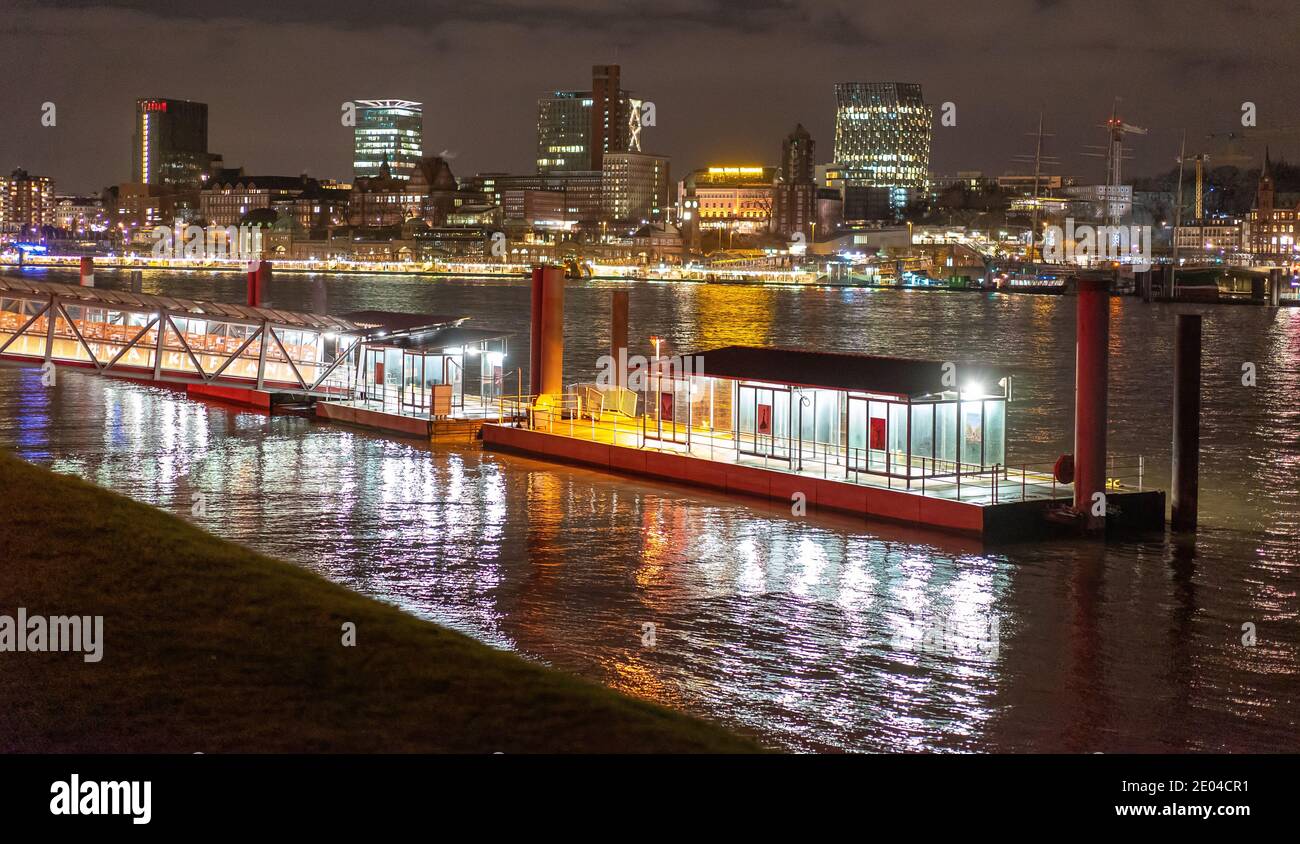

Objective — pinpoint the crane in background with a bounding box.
[1082,100,1147,230]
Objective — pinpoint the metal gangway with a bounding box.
[0,277,363,397]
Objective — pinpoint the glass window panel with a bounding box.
[935,402,958,467]
[848,398,867,469]
[911,403,934,462]
[961,400,983,467]
[888,402,908,457]
[384,349,401,385]
[772,390,789,457]
[984,400,1006,467]
[738,386,755,435]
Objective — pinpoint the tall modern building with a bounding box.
[353,100,423,181]
[132,98,217,189]
[536,91,594,174]
[537,65,641,175]
[774,124,816,239]
[832,82,932,202]
[590,64,632,172]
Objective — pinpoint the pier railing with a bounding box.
[492,391,1145,507]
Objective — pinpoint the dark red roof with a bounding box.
[687,345,1011,398]
[341,310,465,333]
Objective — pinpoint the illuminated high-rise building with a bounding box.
[536,65,641,175]
[132,98,215,189]
[832,82,932,198]
[353,100,423,181]
[536,91,594,175]
[590,64,631,172]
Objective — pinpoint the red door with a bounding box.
[869,416,886,451]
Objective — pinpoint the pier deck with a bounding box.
[482,411,1158,539]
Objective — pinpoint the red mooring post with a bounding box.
[539,265,565,399]
[528,266,544,398]
[528,265,565,402]
[247,260,270,307]
[1171,313,1202,531]
[79,256,94,287]
[611,289,629,389]
[1073,275,1110,532]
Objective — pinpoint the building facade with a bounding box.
[353,100,423,181]
[1,169,55,232]
[488,172,604,227]
[774,124,817,240]
[590,64,631,172]
[536,65,641,175]
[680,166,777,235]
[201,175,316,228]
[53,196,106,235]
[503,189,567,228]
[1174,220,1243,257]
[536,92,593,174]
[348,156,458,228]
[132,98,218,189]
[997,174,1068,194]
[271,183,351,235]
[601,152,669,227]
[1063,184,1133,221]
[831,82,932,213]
[1245,152,1299,264]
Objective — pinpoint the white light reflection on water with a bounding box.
[1,269,1297,753]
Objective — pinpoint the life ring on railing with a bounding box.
[1053,454,1075,485]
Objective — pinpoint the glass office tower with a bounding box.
[353,100,423,181]
[832,83,932,191]
[133,98,214,189]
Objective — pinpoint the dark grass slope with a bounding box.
[0,450,759,753]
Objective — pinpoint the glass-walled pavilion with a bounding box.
[344,311,511,418]
[645,345,1011,487]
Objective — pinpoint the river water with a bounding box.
[1,266,1296,752]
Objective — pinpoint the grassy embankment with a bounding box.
[0,449,758,752]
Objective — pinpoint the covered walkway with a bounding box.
[0,277,362,397]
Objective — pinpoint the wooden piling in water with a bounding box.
[1171,313,1202,531]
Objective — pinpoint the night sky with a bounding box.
[2,0,1295,194]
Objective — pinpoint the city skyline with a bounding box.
[2,0,1297,194]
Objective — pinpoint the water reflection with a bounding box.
[0,269,1296,752]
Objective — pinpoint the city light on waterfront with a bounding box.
[0,0,1296,829]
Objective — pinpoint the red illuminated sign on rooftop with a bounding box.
[141,100,168,112]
